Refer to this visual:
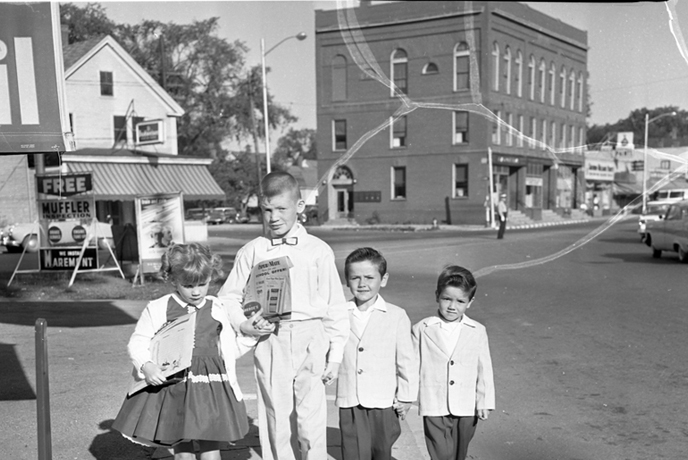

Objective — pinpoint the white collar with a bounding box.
[426,314,465,329]
[347,294,387,313]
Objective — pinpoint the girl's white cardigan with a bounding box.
[127,293,255,400]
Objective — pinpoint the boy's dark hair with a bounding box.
[436,265,477,300]
[261,171,301,200]
[160,243,223,285]
[344,247,387,279]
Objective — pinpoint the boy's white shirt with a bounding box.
[426,315,463,356]
[349,295,386,337]
[217,223,349,362]
[335,295,419,409]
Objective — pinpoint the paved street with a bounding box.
[1,218,687,459]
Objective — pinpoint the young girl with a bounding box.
[412,265,495,460]
[112,243,263,460]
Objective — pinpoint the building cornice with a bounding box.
[60,154,213,166]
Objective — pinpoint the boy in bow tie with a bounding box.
[218,171,348,460]
[412,265,495,460]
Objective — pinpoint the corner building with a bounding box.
[315,1,587,225]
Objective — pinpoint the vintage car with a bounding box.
[1,220,114,253]
[638,201,671,242]
[206,207,240,225]
[644,199,688,262]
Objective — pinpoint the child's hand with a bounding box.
[477,409,490,421]
[141,362,167,386]
[321,362,340,385]
[240,310,275,337]
[393,401,412,420]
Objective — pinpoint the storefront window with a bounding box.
[525,163,543,208]
[556,165,573,208]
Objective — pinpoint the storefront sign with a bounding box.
[525,177,543,187]
[37,172,93,196]
[40,247,97,270]
[0,3,73,153]
[586,160,615,182]
[135,193,185,274]
[135,119,164,145]
[39,197,94,220]
[494,155,523,165]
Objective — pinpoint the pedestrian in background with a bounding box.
[112,243,262,460]
[336,247,418,460]
[412,265,495,460]
[497,193,508,239]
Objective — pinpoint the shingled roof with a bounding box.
[62,35,107,70]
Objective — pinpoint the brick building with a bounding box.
[315,1,588,225]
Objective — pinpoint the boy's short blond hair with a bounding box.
[261,171,302,201]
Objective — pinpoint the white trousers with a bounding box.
[254,320,328,460]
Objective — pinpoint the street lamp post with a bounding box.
[261,32,307,174]
[642,111,676,213]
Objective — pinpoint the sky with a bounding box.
[79,0,688,138]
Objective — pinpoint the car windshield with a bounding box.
[645,206,667,215]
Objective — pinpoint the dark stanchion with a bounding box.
[35,318,53,460]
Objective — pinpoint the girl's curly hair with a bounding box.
[159,243,224,285]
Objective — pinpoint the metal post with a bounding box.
[643,112,648,214]
[488,147,496,228]
[261,38,271,174]
[35,318,52,460]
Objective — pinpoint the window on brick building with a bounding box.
[423,62,439,74]
[391,49,408,95]
[453,111,469,144]
[332,55,347,101]
[503,46,511,95]
[518,115,524,147]
[454,164,469,198]
[492,42,500,91]
[391,116,407,148]
[541,119,547,150]
[506,113,513,146]
[333,120,347,151]
[528,55,535,100]
[550,120,557,148]
[530,117,537,148]
[538,59,546,103]
[492,110,501,145]
[549,63,556,105]
[100,71,113,96]
[559,66,566,108]
[569,70,576,111]
[392,166,406,199]
[515,50,523,97]
[454,42,470,90]
[577,72,584,112]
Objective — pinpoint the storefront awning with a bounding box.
[66,161,225,201]
[613,181,643,195]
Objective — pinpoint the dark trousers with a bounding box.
[339,406,401,460]
[423,415,478,460]
[497,217,507,239]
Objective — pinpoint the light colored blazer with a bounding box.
[127,293,255,400]
[335,296,418,409]
[412,314,495,417]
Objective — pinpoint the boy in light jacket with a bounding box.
[336,247,418,460]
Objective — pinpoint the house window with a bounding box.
[530,117,537,148]
[577,72,584,112]
[333,120,347,151]
[332,55,347,101]
[392,166,406,199]
[100,71,113,96]
[528,55,535,100]
[569,70,576,111]
[423,62,439,74]
[492,110,501,145]
[454,164,469,198]
[549,63,556,105]
[391,116,407,148]
[503,46,511,95]
[518,115,524,147]
[506,112,513,146]
[391,49,408,95]
[453,111,469,144]
[538,59,546,103]
[515,50,523,97]
[454,42,470,91]
[660,160,671,169]
[492,42,500,91]
[114,116,127,144]
[541,119,547,150]
[559,66,566,107]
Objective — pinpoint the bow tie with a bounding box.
[271,237,298,246]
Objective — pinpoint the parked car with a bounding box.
[185,208,209,221]
[206,207,240,225]
[644,200,688,262]
[1,220,114,253]
[638,201,671,241]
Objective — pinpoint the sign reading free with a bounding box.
[37,172,93,196]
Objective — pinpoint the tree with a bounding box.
[587,106,688,148]
[208,148,264,209]
[272,128,317,169]
[60,3,116,44]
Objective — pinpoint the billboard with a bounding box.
[0,2,74,153]
[135,119,165,145]
[135,193,185,274]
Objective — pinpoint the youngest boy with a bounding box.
[336,247,418,460]
[412,265,495,460]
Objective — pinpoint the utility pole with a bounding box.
[247,75,262,191]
